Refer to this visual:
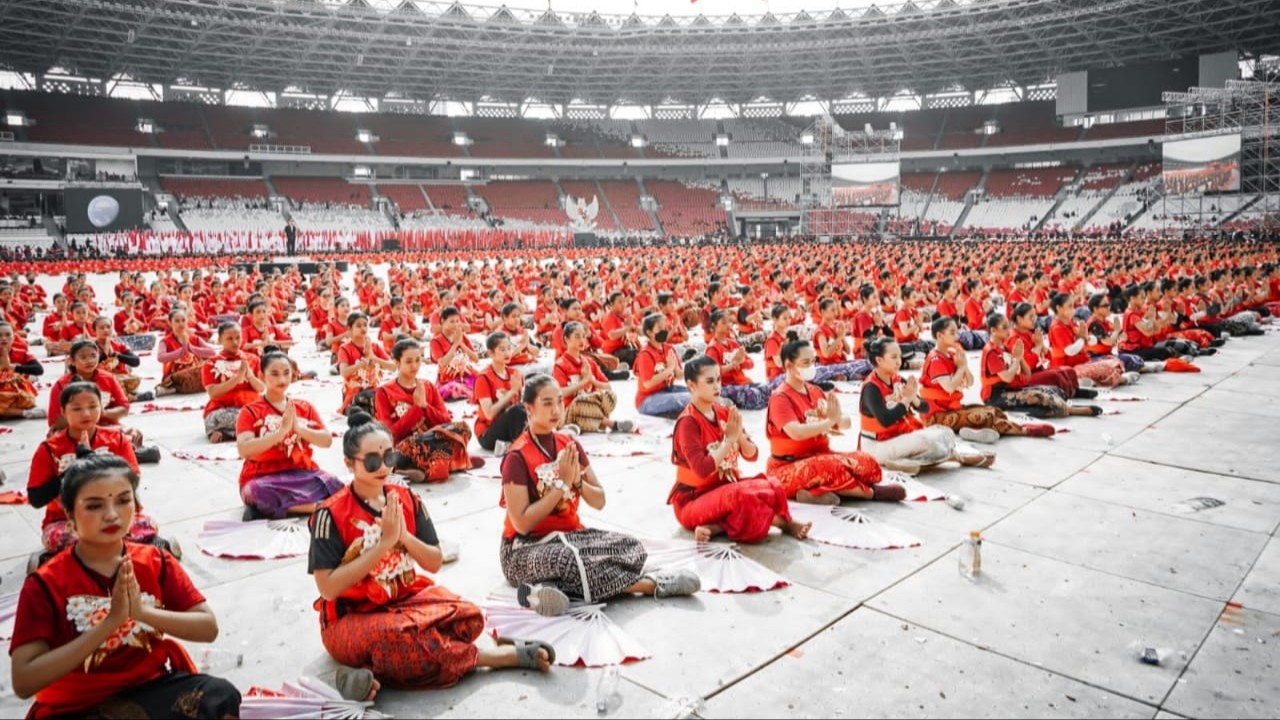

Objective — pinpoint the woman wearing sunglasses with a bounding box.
[307,414,554,702]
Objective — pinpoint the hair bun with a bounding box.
[785,330,800,342]
[74,445,96,459]
[347,411,375,429]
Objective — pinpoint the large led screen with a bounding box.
[832,162,900,206]
[1163,134,1241,194]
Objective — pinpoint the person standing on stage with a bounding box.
[285,218,298,256]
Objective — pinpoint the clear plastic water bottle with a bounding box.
[958,531,982,580]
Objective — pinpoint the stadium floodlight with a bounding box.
[453,132,472,146]
[799,132,814,145]
[715,133,730,146]
[630,134,647,148]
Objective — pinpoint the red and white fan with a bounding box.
[197,518,311,560]
[879,471,946,502]
[484,601,649,667]
[641,538,788,593]
[575,432,666,458]
[241,676,388,720]
[0,590,18,640]
[789,504,922,550]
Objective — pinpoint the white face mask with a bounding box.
[797,365,818,382]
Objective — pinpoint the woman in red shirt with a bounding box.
[235,350,343,520]
[473,332,529,453]
[338,311,395,415]
[500,375,698,617]
[429,307,480,402]
[11,454,239,719]
[810,298,873,385]
[373,339,480,483]
[705,310,769,411]
[671,355,807,543]
[202,322,264,443]
[766,338,898,503]
[0,320,44,420]
[553,322,633,434]
[47,340,160,463]
[155,309,216,396]
[92,316,144,402]
[633,313,692,419]
[28,382,159,555]
[308,416,552,698]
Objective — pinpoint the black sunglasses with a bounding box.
[358,450,404,473]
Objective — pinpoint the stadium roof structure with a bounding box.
[1,0,1278,108]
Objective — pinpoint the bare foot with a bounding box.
[694,525,713,543]
[366,679,381,702]
[783,520,812,540]
[208,430,224,444]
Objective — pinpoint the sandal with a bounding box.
[334,665,376,701]
[496,636,557,670]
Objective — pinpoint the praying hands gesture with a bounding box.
[723,405,743,445]
[412,380,428,409]
[376,495,405,552]
[275,402,297,443]
[824,390,851,432]
[901,376,921,407]
[556,446,582,494]
[105,558,134,632]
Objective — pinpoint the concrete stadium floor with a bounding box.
[1,264,1279,719]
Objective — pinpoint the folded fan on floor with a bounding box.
[0,490,27,505]
[197,518,312,559]
[483,602,649,667]
[242,676,387,720]
[789,504,922,550]
[172,446,242,462]
[138,401,206,414]
[641,538,788,593]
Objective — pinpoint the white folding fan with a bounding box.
[197,518,312,560]
[789,504,922,550]
[241,675,389,720]
[483,601,649,667]
[641,538,788,593]
[172,445,243,463]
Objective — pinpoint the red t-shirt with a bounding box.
[235,398,325,486]
[429,334,475,384]
[553,352,607,408]
[632,343,677,409]
[705,338,752,386]
[373,379,451,443]
[473,365,523,438]
[201,351,262,416]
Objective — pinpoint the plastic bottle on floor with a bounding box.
[958,531,982,580]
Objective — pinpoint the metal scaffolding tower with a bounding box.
[1163,58,1280,234]
[799,115,901,237]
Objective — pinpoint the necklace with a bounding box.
[528,430,556,461]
